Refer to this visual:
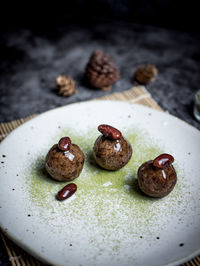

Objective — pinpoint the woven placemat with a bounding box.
[0,86,199,266]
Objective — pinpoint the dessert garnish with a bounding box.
[57,183,77,201]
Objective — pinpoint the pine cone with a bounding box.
[56,75,77,97]
[85,50,120,91]
[134,64,158,85]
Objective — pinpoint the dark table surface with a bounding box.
[0,19,200,265]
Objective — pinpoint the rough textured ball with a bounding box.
[137,160,177,198]
[93,135,132,170]
[45,144,84,181]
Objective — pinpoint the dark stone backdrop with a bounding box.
[0,19,200,129]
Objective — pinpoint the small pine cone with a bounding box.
[134,64,158,85]
[85,50,120,91]
[56,75,77,97]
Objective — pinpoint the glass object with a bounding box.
[194,90,200,122]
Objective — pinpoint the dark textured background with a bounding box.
[1,19,200,129]
[1,1,200,265]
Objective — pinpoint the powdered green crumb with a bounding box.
[24,126,189,242]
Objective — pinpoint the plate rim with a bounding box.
[1,100,200,146]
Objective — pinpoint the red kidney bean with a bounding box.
[98,124,122,140]
[57,183,77,201]
[153,153,174,168]
[58,137,71,151]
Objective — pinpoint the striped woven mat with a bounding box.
[0,86,199,266]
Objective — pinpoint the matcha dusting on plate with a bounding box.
[24,126,187,238]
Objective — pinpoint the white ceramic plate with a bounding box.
[0,101,200,266]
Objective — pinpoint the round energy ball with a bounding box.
[137,154,177,198]
[93,124,132,170]
[45,137,84,182]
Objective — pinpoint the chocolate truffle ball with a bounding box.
[137,154,177,198]
[93,124,132,170]
[45,137,84,181]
